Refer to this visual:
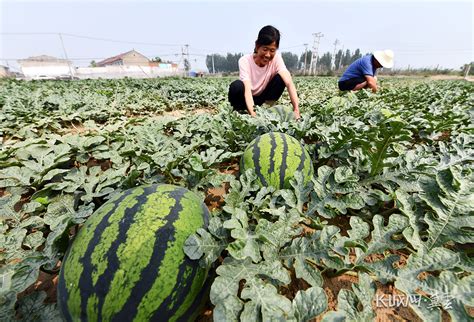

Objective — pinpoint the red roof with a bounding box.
[96,50,139,67]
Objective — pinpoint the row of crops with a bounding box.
[0,77,473,321]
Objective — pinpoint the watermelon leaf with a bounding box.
[240,280,293,322]
[355,214,408,265]
[419,166,474,250]
[291,286,328,321]
[16,291,62,322]
[321,273,376,322]
[210,257,291,321]
[307,165,365,219]
[281,225,345,278]
[184,228,226,266]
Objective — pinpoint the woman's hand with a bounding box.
[293,109,301,120]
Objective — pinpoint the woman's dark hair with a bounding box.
[255,25,280,51]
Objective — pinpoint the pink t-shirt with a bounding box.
[239,52,287,96]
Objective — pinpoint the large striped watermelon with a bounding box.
[57,184,209,322]
[240,132,314,189]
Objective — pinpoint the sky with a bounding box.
[0,0,472,72]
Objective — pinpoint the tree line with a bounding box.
[205,49,365,74]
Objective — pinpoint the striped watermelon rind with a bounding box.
[240,132,314,189]
[268,105,295,122]
[57,184,209,322]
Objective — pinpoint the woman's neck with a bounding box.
[253,54,266,67]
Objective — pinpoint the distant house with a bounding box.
[17,55,74,79]
[76,50,180,79]
[96,50,150,67]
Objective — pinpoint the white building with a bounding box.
[0,65,11,78]
[17,55,75,79]
[75,49,180,79]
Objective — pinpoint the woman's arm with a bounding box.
[239,56,257,116]
[278,69,300,119]
[243,80,256,116]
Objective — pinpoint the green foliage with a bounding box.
[281,52,299,72]
[205,53,243,73]
[321,273,376,322]
[0,77,472,321]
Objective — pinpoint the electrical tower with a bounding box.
[181,44,190,72]
[309,32,324,75]
[331,39,340,71]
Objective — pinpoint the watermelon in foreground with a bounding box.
[240,132,314,189]
[57,184,209,322]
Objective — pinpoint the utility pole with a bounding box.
[337,45,344,71]
[212,54,215,74]
[309,32,324,75]
[182,44,190,73]
[464,63,471,79]
[58,33,75,79]
[303,43,308,75]
[331,39,340,71]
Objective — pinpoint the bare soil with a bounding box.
[429,75,474,82]
[161,108,215,119]
[19,268,59,304]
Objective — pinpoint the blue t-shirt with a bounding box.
[339,55,377,82]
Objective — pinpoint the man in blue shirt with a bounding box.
[338,50,394,93]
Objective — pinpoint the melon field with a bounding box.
[0,76,473,321]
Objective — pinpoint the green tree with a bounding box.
[298,50,312,71]
[206,54,225,73]
[205,53,243,73]
[351,49,362,64]
[281,52,299,71]
[206,54,217,73]
[342,49,352,67]
[90,60,97,67]
[317,52,333,72]
[226,53,242,72]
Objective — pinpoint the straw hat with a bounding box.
[373,50,394,68]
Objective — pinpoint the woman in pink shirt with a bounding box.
[228,25,300,119]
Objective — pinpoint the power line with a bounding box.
[1,32,58,35]
[1,32,184,47]
[61,33,184,47]
[280,44,306,50]
[3,32,471,53]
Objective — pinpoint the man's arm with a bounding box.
[278,69,300,119]
[242,80,256,116]
[364,75,378,93]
